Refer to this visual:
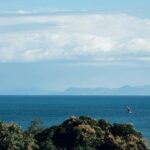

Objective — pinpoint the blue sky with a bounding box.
[0,0,150,93]
[0,0,150,12]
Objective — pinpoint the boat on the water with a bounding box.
[126,105,132,113]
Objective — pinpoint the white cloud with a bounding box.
[0,13,150,62]
[127,38,150,51]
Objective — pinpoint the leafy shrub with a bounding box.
[0,116,148,150]
[35,116,148,150]
[0,122,38,150]
[111,123,142,137]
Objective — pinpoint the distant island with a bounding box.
[0,116,148,150]
[1,85,150,95]
[62,85,150,95]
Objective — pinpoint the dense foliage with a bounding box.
[0,122,38,150]
[0,116,148,150]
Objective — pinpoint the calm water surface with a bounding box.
[0,96,149,142]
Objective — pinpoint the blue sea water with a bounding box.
[0,96,150,143]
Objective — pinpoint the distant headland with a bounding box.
[1,85,150,95]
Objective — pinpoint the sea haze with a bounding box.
[1,85,150,95]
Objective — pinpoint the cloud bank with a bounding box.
[0,12,150,63]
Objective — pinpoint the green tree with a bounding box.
[0,122,38,150]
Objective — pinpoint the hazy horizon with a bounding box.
[0,0,150,94]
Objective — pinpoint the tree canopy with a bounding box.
[0,116,148,150]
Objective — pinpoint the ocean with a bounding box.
[0,95,150,143]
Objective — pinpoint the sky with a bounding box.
[0,0,150,12]
[0,0,150,93]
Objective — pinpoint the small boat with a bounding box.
[126,105,132,114]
